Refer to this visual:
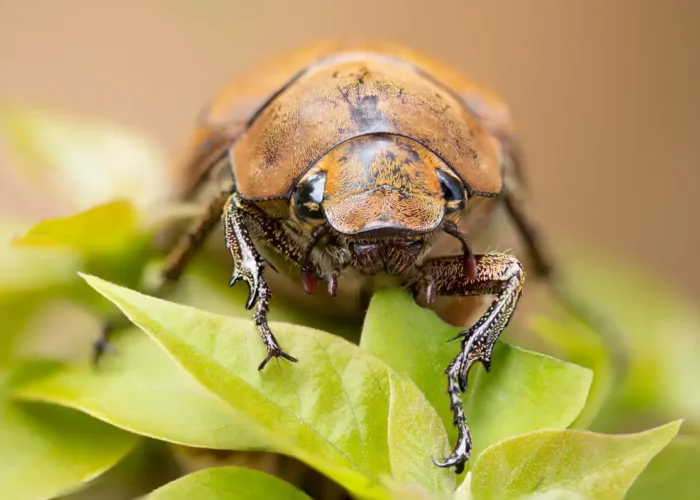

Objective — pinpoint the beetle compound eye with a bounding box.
[437,169,466,213]
[292,171,327,222]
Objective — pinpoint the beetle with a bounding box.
[96,39,614,474]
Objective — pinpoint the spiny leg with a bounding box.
[93,190,231,365]
[223,193,298,370]
[417,253,525,473]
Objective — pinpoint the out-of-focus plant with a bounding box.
[0,108,697,499]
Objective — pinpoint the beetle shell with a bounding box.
[230,55,503,200]
[175,39,517,205]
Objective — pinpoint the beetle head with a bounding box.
[290,134,466,240]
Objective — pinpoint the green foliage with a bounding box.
[0,361,137,500]
[469,422,681,499]
[0,108,697,499]
[145,466,313,500]
[361,290,593,463]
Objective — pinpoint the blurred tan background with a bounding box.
[0,0,698,299]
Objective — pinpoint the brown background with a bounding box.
[0,0,698,299]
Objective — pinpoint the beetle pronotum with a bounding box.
[95,39,617,473]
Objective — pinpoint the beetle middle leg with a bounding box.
[414,253,525,473]
[223,193,299,370]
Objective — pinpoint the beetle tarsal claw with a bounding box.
[258,346,299,371]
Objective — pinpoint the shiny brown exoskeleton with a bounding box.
[96,40,611,474]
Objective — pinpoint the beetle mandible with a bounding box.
[96,39,610,473]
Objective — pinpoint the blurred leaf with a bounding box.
[0,360,138,500]
[564,252,700,430]
[626,437,700,499]
[145,466,312,500]
[12,200,139,254]
[469,420,681,500]
[0,219,80,298]
[0,107,171,212]
[78,274,457,499]
[0,219,82,364]
[14,328,266,451]
[10,200,152,301]
[361,288,593,463]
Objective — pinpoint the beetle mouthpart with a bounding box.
[300,270,318,295]
[328,264,347,297]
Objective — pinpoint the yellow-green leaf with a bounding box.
[12,200,140,254]
[145,466,312,500]
[470,421,682,500]
[361,288,593,464]
[73,274,457,499]
[0,361,138,500]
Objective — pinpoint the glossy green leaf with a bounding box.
[469,420,682,500]
[0,107,171,212]
[0,361,138,500]
[361,288,593,461]
[145,466,312,500]
[626,437,700,500]
[77,274,456,499]
[13,328,266,451]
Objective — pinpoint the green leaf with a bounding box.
[76,274,456,499]
[0,361,138,500]
[145,466,312,500]
[0,107,171,212]
[626,437,700,499]
[0,219,84,364]
[0,219,80,298]
[13,328,266,451]
[386,372,455,494]
[361,288,593,461]
[12,200,140,254]
[10,201,151,294]
[530,315,612,429]
[469,420,682,500]
[564,252,700,429]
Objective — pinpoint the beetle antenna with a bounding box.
[300,224,329,294]
[442,221,478,281]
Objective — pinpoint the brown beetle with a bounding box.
[97,39,612,473]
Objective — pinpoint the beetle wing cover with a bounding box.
[232,55,503,200]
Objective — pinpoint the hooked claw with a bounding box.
[432,455,466,475]
[432,420,471,474]
[258,346,299,371]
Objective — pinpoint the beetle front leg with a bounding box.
[223,194,298,370]
[417,253,525,473]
